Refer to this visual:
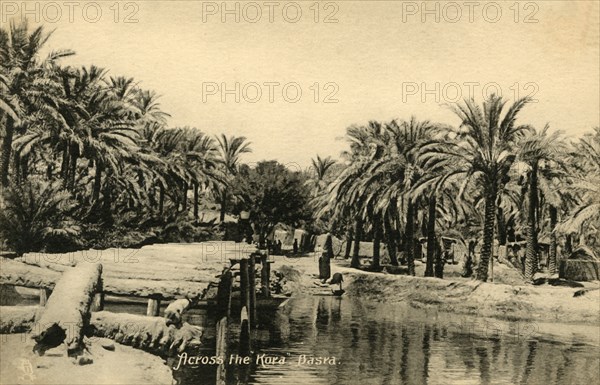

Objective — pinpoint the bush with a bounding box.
[0,180,81,255]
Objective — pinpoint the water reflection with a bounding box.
[244,296,598,385]
[105,295,598,385]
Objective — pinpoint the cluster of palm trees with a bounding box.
[310,98,599,283]
[0,22,251,249]
[2,21,598,283]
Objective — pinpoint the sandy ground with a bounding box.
[0,334,173,385]
[270,253,600,326]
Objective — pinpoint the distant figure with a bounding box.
[327,272,344,296]
[277,240,283,254]
[293,239,298,254]
[328,272,344,290]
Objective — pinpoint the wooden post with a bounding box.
[92,292,104,311]
[260,254,271,298]
[239,306,251,356]
[39,288,51,306]
[239,258,250,329]
[146,296,161,317]
[215,269,232,385]
[92,277,104,311]
[249,254,257,327]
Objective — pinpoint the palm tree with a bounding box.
[557,127,600,250]
[307,155,336,196]
[422,95,531,281]
[0,20,74,187]
[365,117,439,274]
[179,127,220,219]
[216,134,252,222]
[328,121,387,268]
[517,126,567,281]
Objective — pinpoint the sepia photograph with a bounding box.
[0,1,599,384]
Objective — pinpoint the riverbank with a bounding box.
[0,334,173,384]
[270,254,600,325]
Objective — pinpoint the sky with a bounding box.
[2,0,599,168]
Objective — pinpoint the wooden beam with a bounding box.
[30,263,102,356]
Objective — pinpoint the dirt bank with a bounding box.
[270,255,600,325]
[0,334,173,385]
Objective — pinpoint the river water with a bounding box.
[157,295,599,385]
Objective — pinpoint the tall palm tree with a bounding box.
[365,117,439,274]
[327,121,387,268]
[178,127,220,219]
[517,126,567,281]
[0,20,74,187]
[422,95,531,281]
[216,134,252,222]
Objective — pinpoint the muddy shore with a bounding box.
[271,254,600,325]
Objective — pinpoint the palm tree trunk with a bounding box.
[476,182,497,282]
[193,182,199,220]
[220,190,227,222]
[69,151,78,190]
[93,162,103,202]
[434,237,444,278]
[405,199,416,276]
[548,205,558,274]
[525,162,539,281]
[384,218,398,266]
[13,153,21,184]
[0,116,14,187]
[182,181,188,212]
[497,206,507,245]
[372,218,381,270]
[351,220,362,268]
[61,147,69,187]
[425,193,436,277]
[344,227,353,259]
[159,183,165,215]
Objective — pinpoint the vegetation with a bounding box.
[1,21,599,285]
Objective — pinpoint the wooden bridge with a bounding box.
[0,242,281,385]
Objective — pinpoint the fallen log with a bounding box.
[30,263,102,356]
[90,311,203,354]
[0,307,204,354]
[0,305,42,333]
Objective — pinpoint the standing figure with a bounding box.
[293,239,298,254]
